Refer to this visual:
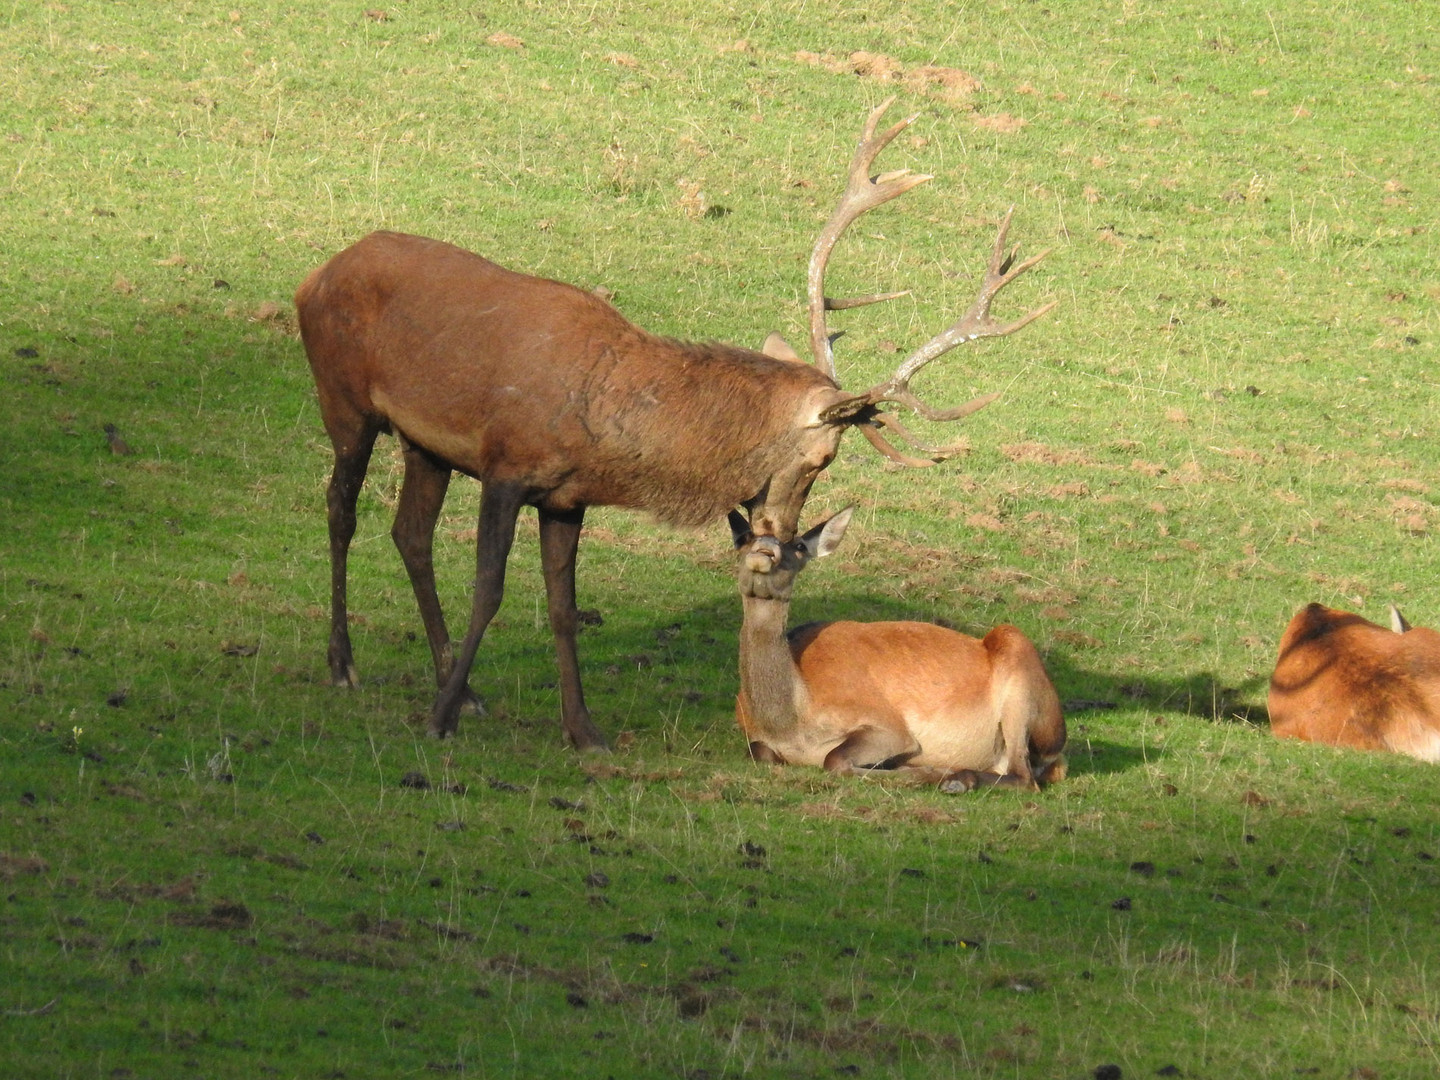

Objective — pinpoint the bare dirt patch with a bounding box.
[794,50,982,106]
[0,853,48,880]
[1001,442,1097,467]
[973,112,1028,134]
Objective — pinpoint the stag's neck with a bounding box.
[738,594,807,737]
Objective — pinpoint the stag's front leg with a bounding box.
[324,429,378,688]
[538,507,608,752]
[392,441,481,714]
[429,482,525,739]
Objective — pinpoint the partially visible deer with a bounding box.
[1267,603,1440,763]
[729,506,1066,791]
[295,98,1053,747]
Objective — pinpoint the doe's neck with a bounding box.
[738,592,804,737]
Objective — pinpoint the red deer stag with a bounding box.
[1268,603,1440,763]
[295,98,1053,747]
[730,507,1067,791]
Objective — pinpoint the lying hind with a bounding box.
[731,506,1066,791]
[1268,602,1440,763]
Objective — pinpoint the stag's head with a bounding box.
[745,97,1055,542]
[739,352,873,540]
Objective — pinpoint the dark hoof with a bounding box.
[567,719,610,754]
[427,707,460,740]
[328,646,360,688]
[570,727,610,754]
[427,713,458,740]
[939,770,978,794]
[428,677,476,738]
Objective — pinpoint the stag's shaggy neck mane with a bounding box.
[584,339,841,528]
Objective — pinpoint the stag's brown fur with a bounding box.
[1268,603,1440,763]
[298,233,851,527]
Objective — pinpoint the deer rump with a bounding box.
[741,618,1067,780]
[297,231,839,527]
[1268,603,1440,763]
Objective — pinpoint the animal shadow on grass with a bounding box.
[344,561,1266,782]
[1055,735,1146,778]
[1039,647,1273,728]
[1009,644,1277,780]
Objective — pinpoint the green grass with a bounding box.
[3,1,1439,1076]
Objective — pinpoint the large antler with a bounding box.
[809,101,1055,467]
[859,207,1056,422]
[807,97,933,379]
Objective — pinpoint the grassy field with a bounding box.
[2,1,1438,1076]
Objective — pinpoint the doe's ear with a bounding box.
[1390,604,1412,634]
[728,509,752,549]
[760,332,803,363]
[798,505,854,560]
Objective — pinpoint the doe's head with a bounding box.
[729,505,854,603]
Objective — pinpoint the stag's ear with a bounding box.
[728,509,753,549]
[760,332,803,363]
[818,395,875,425]
[1390,604,1412,634]
[798,505,854,560]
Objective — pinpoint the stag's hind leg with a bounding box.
[391,440,481,713]
[539,507,608,752]
[324,425,381,688]
[430,481,526,739]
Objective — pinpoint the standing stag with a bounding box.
[295,98,1053,747]
[1268,603,1440,763]
[730,507,1066,790]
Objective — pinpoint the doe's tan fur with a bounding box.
[1268,602,1440,763]
[731,507,1066,791]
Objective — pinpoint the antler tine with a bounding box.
[807,97,932,379]
[860,207,1054,422]
[851,395,1002,468]
[858,422,942,469]
[883,388,1004,425]
[874,408,980,460]
[825,289,910,312]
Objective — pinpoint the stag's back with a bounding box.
[1268,603,1440,763]
[295,231,842,526]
